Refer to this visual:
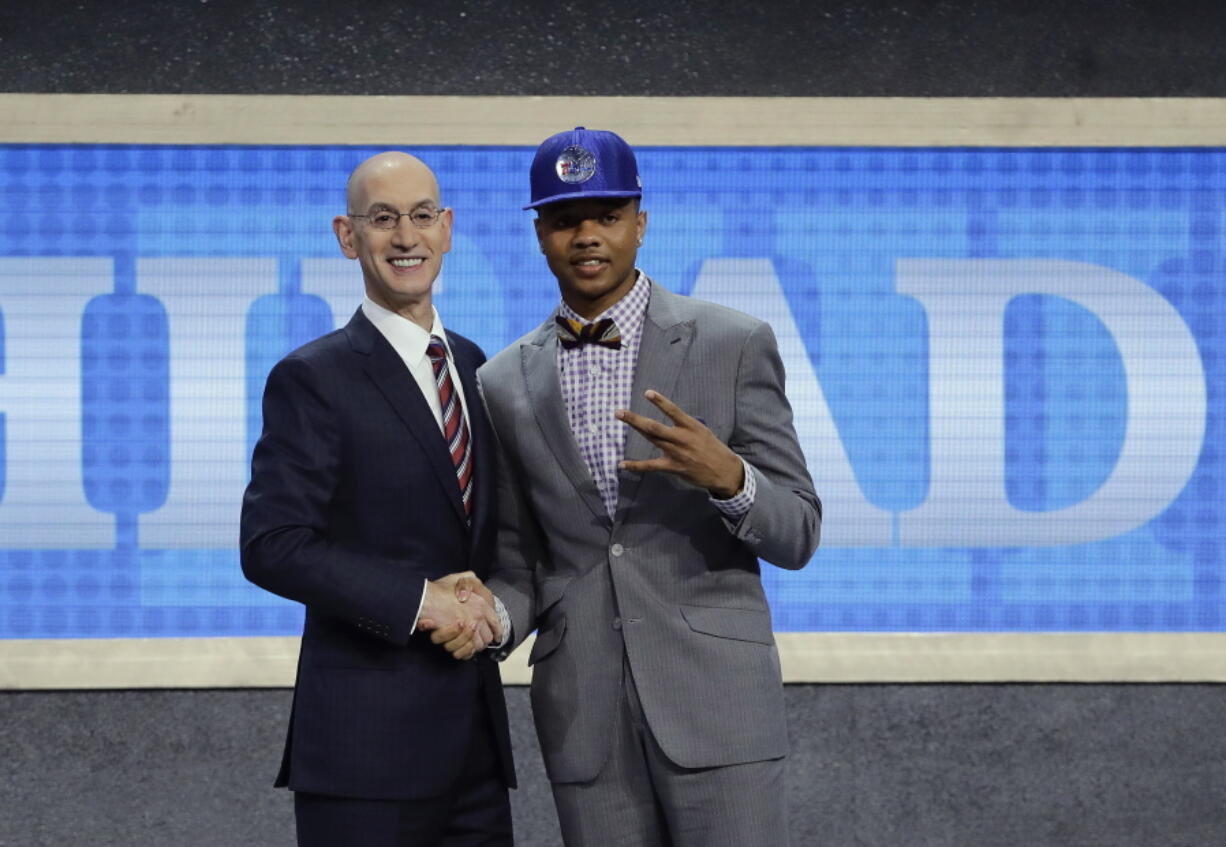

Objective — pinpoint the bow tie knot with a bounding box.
[556,315,623,350]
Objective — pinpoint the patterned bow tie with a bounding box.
[555,315,623,350]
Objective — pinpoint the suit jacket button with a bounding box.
[610,543,625,557]
[612,617,622,630]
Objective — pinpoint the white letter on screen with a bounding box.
[139,258,276,548]
[0,258,114,547]
[300,257,360,331]
[691,257,893,546]
[897,258,1205,547]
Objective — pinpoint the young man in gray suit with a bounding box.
[466,128,820,846]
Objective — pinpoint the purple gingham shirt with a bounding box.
[556,272,755,520]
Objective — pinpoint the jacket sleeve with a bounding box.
[722,320,822,569]
[480,376,548,658]
[239,354,424,645]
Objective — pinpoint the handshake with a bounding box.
[417,571,503,661]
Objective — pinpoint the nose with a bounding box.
[572,218,602,246]
[390,216,419,246]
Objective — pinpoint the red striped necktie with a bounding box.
[426,336,473,521]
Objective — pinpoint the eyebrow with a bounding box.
[364,200,440,213]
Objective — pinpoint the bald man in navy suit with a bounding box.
[241,151,514,846]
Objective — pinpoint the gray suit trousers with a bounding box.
[550,655,790,847]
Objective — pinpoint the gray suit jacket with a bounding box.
[481,280,820,784]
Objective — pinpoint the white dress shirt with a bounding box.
[361,297,471,437]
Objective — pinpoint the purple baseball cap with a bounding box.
[524,127,642,210]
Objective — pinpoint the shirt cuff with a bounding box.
[709,457,756,521]
[408,577,428,635]
[488,594,512,650]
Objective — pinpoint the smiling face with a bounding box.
[534,197,646,320]
[332,152,452,328]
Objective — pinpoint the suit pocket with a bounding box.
[528,617,567,666]
[680,604,775,645]
[534,575,571,617]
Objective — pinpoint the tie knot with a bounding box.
[556,315,622,350]
[427,335,447,362]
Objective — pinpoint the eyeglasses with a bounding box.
[348,206,448,230]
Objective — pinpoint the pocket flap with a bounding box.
[534,576,571,616]
[679,604,774,645]
[528,617,567,666]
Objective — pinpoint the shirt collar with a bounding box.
[557,270,650,340]
[361,297,448,366]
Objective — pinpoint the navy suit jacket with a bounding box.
[240,307,514,799]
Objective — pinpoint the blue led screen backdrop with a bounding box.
[0,144,1219,639]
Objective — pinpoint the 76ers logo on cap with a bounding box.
[555,145,597,184]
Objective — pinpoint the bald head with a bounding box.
[345,151,441,213]
[333,150,453,328]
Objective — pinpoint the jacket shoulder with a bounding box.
[479,322,548,379]
[659,287,765,339]
[275,327,350,370]
[444,328,486,364]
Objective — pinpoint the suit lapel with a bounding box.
[521,324,611,526]
[345,309,467,526]
[615,283,695,522]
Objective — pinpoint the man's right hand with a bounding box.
[417,571,500,660]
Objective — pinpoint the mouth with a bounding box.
[389,257,426,270]
[571,256,609,277]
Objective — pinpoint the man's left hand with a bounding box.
[617,390,744,498]
[429,618,489,661]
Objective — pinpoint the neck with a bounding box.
[402,304,434,332]
[562,273,638,321]
[371,292,434,332]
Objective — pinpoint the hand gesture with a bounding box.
[417,571,501,660]
[616,390,744,498]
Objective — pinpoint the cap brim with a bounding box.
[523,189,642,211]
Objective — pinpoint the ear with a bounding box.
[533,216,547,250]
[635,209,647,244]
[333,215,359,259]
[438,207,454,255]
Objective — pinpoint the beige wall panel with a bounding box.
[2,94,1226,146]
